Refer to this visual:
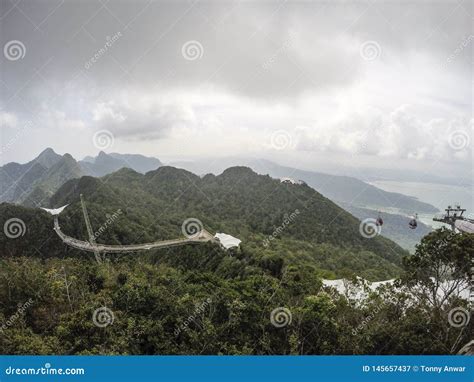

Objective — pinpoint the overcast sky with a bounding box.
[0,0,472,181]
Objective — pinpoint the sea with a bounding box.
[368,181,473,228]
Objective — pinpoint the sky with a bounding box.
[0,0,472,182]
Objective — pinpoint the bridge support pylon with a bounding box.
[80,194,102,263]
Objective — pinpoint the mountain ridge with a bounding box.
[43,165,407,280]
[169,157,439,214]
[0,149,163,206]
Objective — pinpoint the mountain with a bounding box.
[0,148,82,207]
[0,148,61,202]
[44,166,407,279]
[81,155,95,163]
[79,152,162,176]
[1,150,437,253]
[20,153,84,207]
[5,166,467,355]
[79,151,125,177]
[33,147,62,168]
[3,150,436,218]
[170,157,439,214]
[109,153,162,173]
[251,159,440,214]
[0,149,163,206]
[0,161,47,203]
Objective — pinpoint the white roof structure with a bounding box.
[322,278,469,301]
[41,204,69,215]
[280,177,304,185]
[214,233,241,249]
[455,219,474,234]
[322,278,395,300]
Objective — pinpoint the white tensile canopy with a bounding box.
[280,177,304,185]
[41,204,69,215]
[322,278,469,301]
[455,219,474,234]
[214,233,241,249]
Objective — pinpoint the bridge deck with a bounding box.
[53,217,216,253]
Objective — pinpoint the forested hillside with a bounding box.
[1,167,470,355]
[43,166,406,278]
[170,158,439,214]
[0,228,470,355]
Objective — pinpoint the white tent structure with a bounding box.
[280,177,304,185]
[41,204,69,215]
[322,278,470,301]
[455,219,474,234]
[214,233,241,249]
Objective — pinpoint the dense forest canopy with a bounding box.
[0,167,471,355]
[0,229,471,355]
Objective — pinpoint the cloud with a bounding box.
[92,92,196,139]
[2,1,471,98]
[0,0,471,177]
[0,112,18,129]
[291,105,472,162]
[36,107,87,132]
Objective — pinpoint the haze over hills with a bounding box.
[0,148,83,207]
[355,167,473,188]
[2,165,407,280]
[1,0,470,357]
[340,204,432,252]
[0,148,162,207]
[1,167,469,355]
[169,157,439,214]
[2,149,439,215]
[79,152,163,177]
[1,149,444,248]
[169,157,444,251]
[1,149,442,251]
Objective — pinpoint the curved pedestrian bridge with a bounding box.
[43,196,216,254]
[53,216,215,254]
